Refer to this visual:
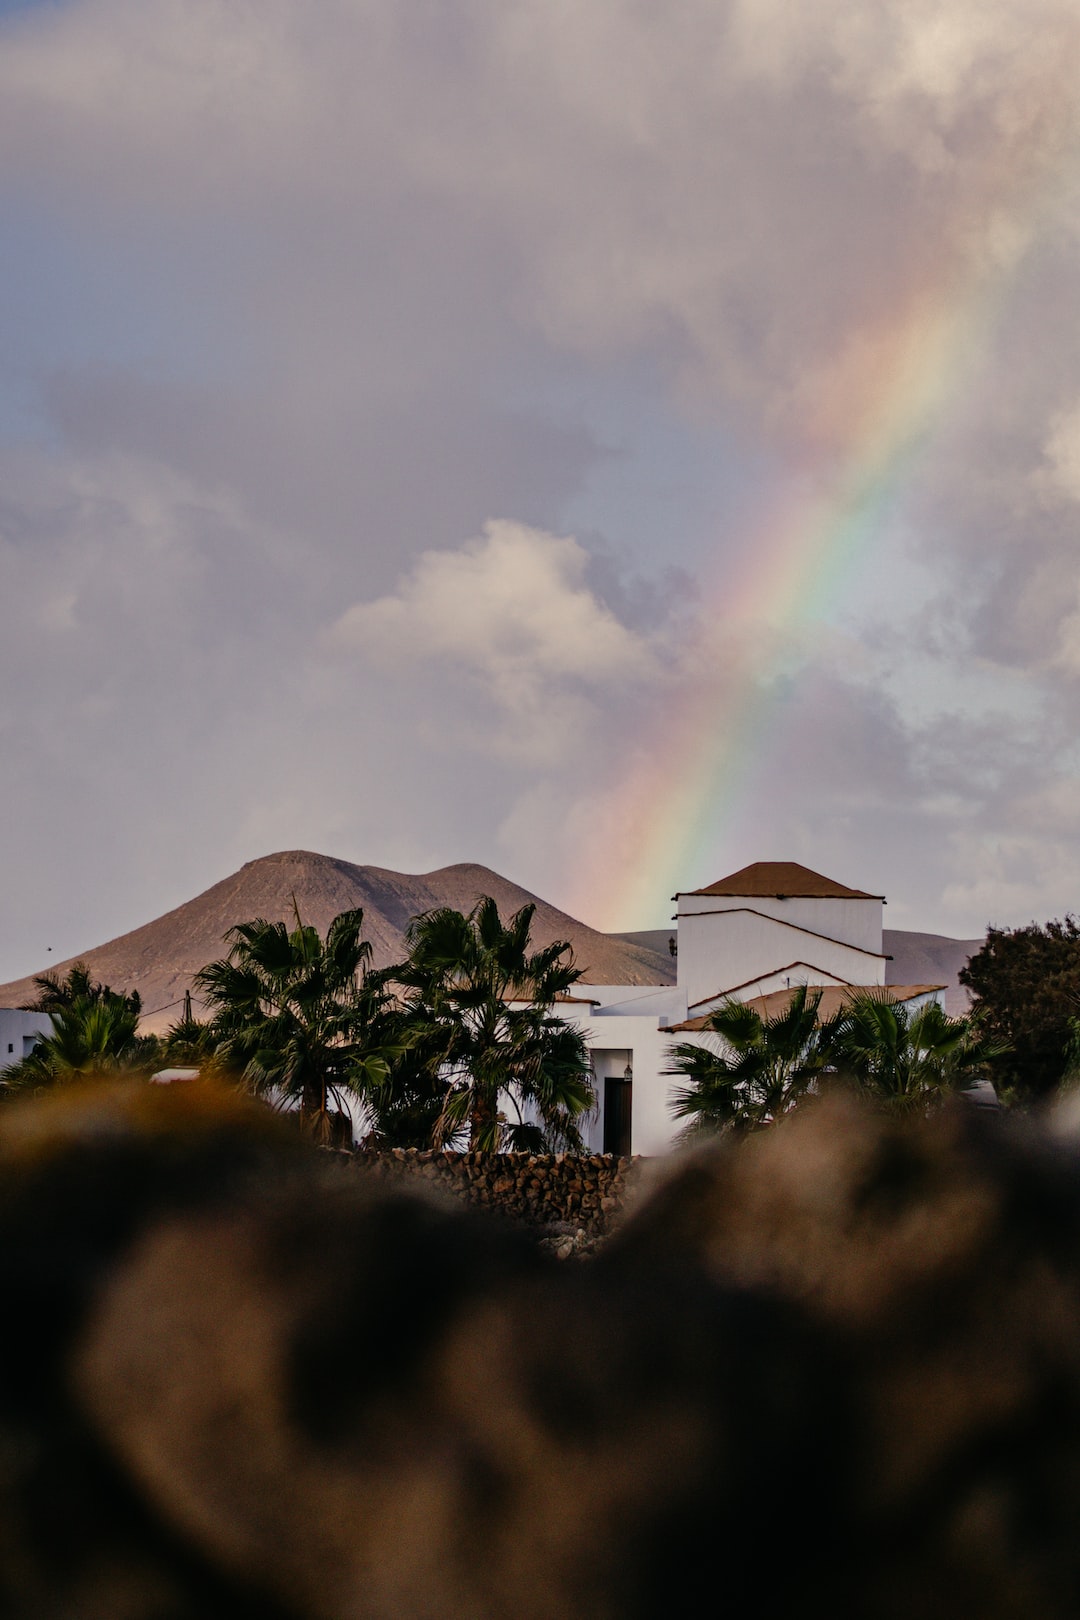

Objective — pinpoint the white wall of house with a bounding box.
[553,871,910,1156]
[898,988,946,1013]
[675,907,886,1008]
[557,996,689,1158]
[676,891,884,952]
[575,984,688,1022]
[0,1008,52,1072]
[584,1017,686,1157]
[688,961,853,1015]
[564,991,955,1158]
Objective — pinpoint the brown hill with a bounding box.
[0,851,675,1032]
[884,929,983,1017]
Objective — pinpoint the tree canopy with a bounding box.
[2,995,156,1094]
[22,960,142,1019]
[193,906,400,1140]
[11,901,594,1152]
[830,991,1004,1115]
[391,897,594,1151]
[959,919,1080,1102]
[4,961,155,1094]
[667,985,841,1139]
[668,987,1004,1136]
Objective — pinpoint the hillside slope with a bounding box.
[884,929,983,1016]
[0,854,982,1033]
[0,851,675,1030]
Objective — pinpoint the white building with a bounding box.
[0,1007,53,1072]
[0,862,945,1153]
[558,861,945,1156]
[673,862,887,1011]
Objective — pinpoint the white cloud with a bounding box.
[2,0,1080,956]
[332,520,644,677]
[328,520,659,762]
[1053,602,1080,674]
[1041,400,1080,507]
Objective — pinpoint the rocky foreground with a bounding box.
[3,1082,1080,1618]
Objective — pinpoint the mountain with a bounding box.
[0,851,676,1031]
[884,929,983,1016]
[611,928,677,958]
[0,852,983,1032]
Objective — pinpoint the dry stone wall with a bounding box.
[350,1149,638,1240]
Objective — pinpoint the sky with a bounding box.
[3,0,1080,978]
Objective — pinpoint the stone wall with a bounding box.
[350,1149,638,1239]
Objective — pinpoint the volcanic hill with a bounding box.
[0,851,676,1031]
[882,929,982,1016]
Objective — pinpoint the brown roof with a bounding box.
[667,983,945,1033]
[676,861,883,902]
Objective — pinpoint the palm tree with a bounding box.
[356,1033,448,1149]
[2,994,158,1095]
[831,991,1004,1114]
[193,906,399,1139]
[666,985,841,1140]
[156,1001,232,1077]
[22,960,142,1019]
[392,897,594,1151]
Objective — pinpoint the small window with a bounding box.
[6,1044,12,1054]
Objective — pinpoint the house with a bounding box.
[556,862,945,1156]
[667,982,948,1037]
[0,1007,53,1073]
[672,862,887,1011]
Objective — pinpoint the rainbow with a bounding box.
[566,243,1037,931]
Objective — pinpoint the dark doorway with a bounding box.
[603,1075,633,1156]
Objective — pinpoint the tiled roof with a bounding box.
[677,861,882,901]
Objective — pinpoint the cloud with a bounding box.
[1040,400,1080,507]
[1052,602,1080,676]
[331,520,645,679]
[2,0,1080,958]
[4,1,1079,400]
[328,521,659,762]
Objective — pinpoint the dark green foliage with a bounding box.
[157,1011,222,1070]
[959,919,1080,1102]
[194,907,402,1139]
[667,987,1005,1134]
[23,960,142,1019]
[185,898,592,1151]
[666,984,840,1139]
[4,966,158,1095]
[354,1023,446,1149]
[830,992,1004,1114]
[388,897,594,1151]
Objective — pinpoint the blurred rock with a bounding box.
[3,1082,1080,1617]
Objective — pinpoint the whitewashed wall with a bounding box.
[675,891,883,953]
[675,908,886,1008]
[0,1008,52,1072]
[559,992,689,1157]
